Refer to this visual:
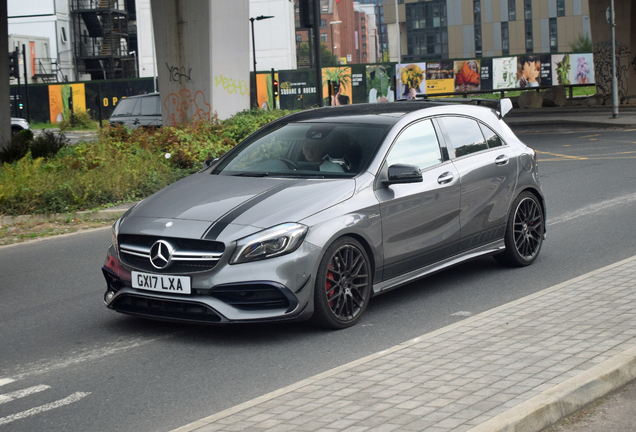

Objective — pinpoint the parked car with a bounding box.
[108,93,162,129]
[11,117,30,135]
[102,99,545,329]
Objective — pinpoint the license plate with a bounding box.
[132,271,191,294]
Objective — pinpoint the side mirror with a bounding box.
[202,158,218,170]
[499,98,513,118]
[383,164,422,185]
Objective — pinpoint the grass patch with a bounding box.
[0,218,113,246]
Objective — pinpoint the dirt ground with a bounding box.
[0,218,113,246]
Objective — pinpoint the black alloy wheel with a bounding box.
[495,191,544,267]
[312,237,372,329]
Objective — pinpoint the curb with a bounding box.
[169,255,636,432]
[1,207,128,226]
[467,345,636,432]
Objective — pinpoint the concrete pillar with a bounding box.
[589,0,636,100]
[151,0,250,123]
[0,2,11,148]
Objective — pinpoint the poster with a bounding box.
[322,67,353,106]
[454,60,481,92]
[278,70,317,111]
[492,57,517,89]
[48,83,86,124]
[552,54,571,85]
[540,55,553,85]
[256,73,278,110]
[480,59,493,91]
[570,53,595,84]
[366,65,395,103]
[425,61,454,94]
[396,63,426,98]
[516,56,542,88]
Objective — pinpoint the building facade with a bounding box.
[384,0,591,62]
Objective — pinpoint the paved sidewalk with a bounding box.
[173,255,636,432]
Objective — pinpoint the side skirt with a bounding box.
[372,239,505,295]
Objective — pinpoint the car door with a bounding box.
[437,116,517,253]
[375,119,461,281]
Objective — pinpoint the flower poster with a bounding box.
[454,60,480,92]
[396,63,426,98]
[571,53,594,84]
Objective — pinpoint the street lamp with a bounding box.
[329,21,342,58]
[249,15,274,108]
[129,50,138,77]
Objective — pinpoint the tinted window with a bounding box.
[386,120,442,171]
[111,98,137,117]
[140,96,160,116]
[440,117,487,157]
[479,123,504,148]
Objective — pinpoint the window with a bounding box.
[508,0,516,21]
[439,117,487,157]
[557,0,565,17]
[525,19,533,53]
[406,1,449,60]
[386,120,443,171]
[549,18,558,52]
[321,19,327,29]
[139,96,161,116]
[61,26,67,43]
[474,0,482,57]
[362,34,366,41]
[361,17,365,23]
[296,34,303,43]
[363,52,367,58]
[501,22,509,55]
[478,123,504,148]
[362,43,367,49]
[320,33,328,43]
[362,26,366,32]
[524,0,532,20]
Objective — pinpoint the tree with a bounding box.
[298,42,338,67]
[571,34,592,53]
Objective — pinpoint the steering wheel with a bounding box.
[279,158,298,170]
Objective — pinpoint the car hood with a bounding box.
[123,172,355,239]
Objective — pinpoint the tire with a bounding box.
[495,191,544,267]
[311,237,372,329]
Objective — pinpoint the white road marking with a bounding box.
[0,385,50,405]
[0,392,90,426]
[549,191,636,227]
[451,311,473,317]
[0,379,15,387]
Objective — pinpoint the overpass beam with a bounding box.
[151,0,249,123]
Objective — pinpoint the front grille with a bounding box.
[112,294,222,323]
[211,283,291,311]
[118,234,225,274]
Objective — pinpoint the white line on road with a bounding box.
[0,385,51,405]
[0,379,15,387]
[548,191,636,227]
[0,392,91,426]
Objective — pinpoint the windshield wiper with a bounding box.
[230,172,270,177]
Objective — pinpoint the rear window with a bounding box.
[111,98,138,117]
[139,95,161,116]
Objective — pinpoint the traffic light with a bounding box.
[9,50,19,78]
[272,79,279,98]
[298,0,314,28]
[18,96,24,110]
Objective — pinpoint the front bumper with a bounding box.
[102,241,321,324]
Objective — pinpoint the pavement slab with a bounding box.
[171,255,636,432]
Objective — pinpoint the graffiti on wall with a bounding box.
[167,64,192,84]
[163,89,211,126]
[214,74,248,95]
[594,41,632,97]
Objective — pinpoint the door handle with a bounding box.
[495,155,509,166]
[437,172,454,184]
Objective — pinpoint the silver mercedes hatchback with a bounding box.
[102,100,545,329]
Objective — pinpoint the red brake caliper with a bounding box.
[326,263,335,307]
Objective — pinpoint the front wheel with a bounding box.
[311,237,372,329]
[495,191,544,267]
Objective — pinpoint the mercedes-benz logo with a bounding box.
[150,240,174,269]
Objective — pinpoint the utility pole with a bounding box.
[609,0,619,118]
[312,0,323,107]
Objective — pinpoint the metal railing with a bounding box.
[70,0,125,11]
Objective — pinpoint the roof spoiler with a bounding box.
[499,98,513,118]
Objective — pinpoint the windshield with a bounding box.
[213,122,390,178]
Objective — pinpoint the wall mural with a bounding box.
[593,41,631,97]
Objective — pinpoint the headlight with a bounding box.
[230,223,308,264]
[112,217,122,254]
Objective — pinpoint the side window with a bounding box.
[479,123,504,148]
[131,98,142,116]
[440,117,488,157]
[111,98,136,117]
[386,120,443,171]
[140,96,159,116]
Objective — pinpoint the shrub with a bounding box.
[30,130,69,159]
[0,129,33,163]
[0,129,68,164]
[59,108,98,131]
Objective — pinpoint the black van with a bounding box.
[109,93,162,129]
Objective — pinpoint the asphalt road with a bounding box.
[1,129,635,432]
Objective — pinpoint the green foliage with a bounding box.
[571,34,592,53]
[0,130,68,164]
[322,67,352,91]
[555,55,571,85]
[59,108,98,131]
[298,42,339,67]
[0,109,293,215]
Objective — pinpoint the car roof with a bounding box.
[283,100,499,125]
[122,92,160,99]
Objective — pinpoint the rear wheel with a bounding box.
[495,191,544,267]
[311,237,372,329]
